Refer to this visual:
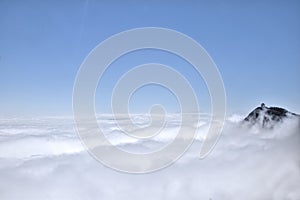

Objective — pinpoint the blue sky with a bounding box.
[1,0,300,116]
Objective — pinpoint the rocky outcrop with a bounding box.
[244,103,299,128]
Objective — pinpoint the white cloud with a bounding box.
[0,115,299,200]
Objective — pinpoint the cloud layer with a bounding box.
[0,115,299,200]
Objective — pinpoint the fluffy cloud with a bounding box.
[0,115,299,200]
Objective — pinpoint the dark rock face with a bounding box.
[244,103,299,128]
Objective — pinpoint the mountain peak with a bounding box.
[244,103,298,128]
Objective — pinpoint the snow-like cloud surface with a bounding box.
[0,115,299,200]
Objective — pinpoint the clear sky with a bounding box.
[1,0,300,117]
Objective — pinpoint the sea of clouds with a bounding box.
[0,114,299,200]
